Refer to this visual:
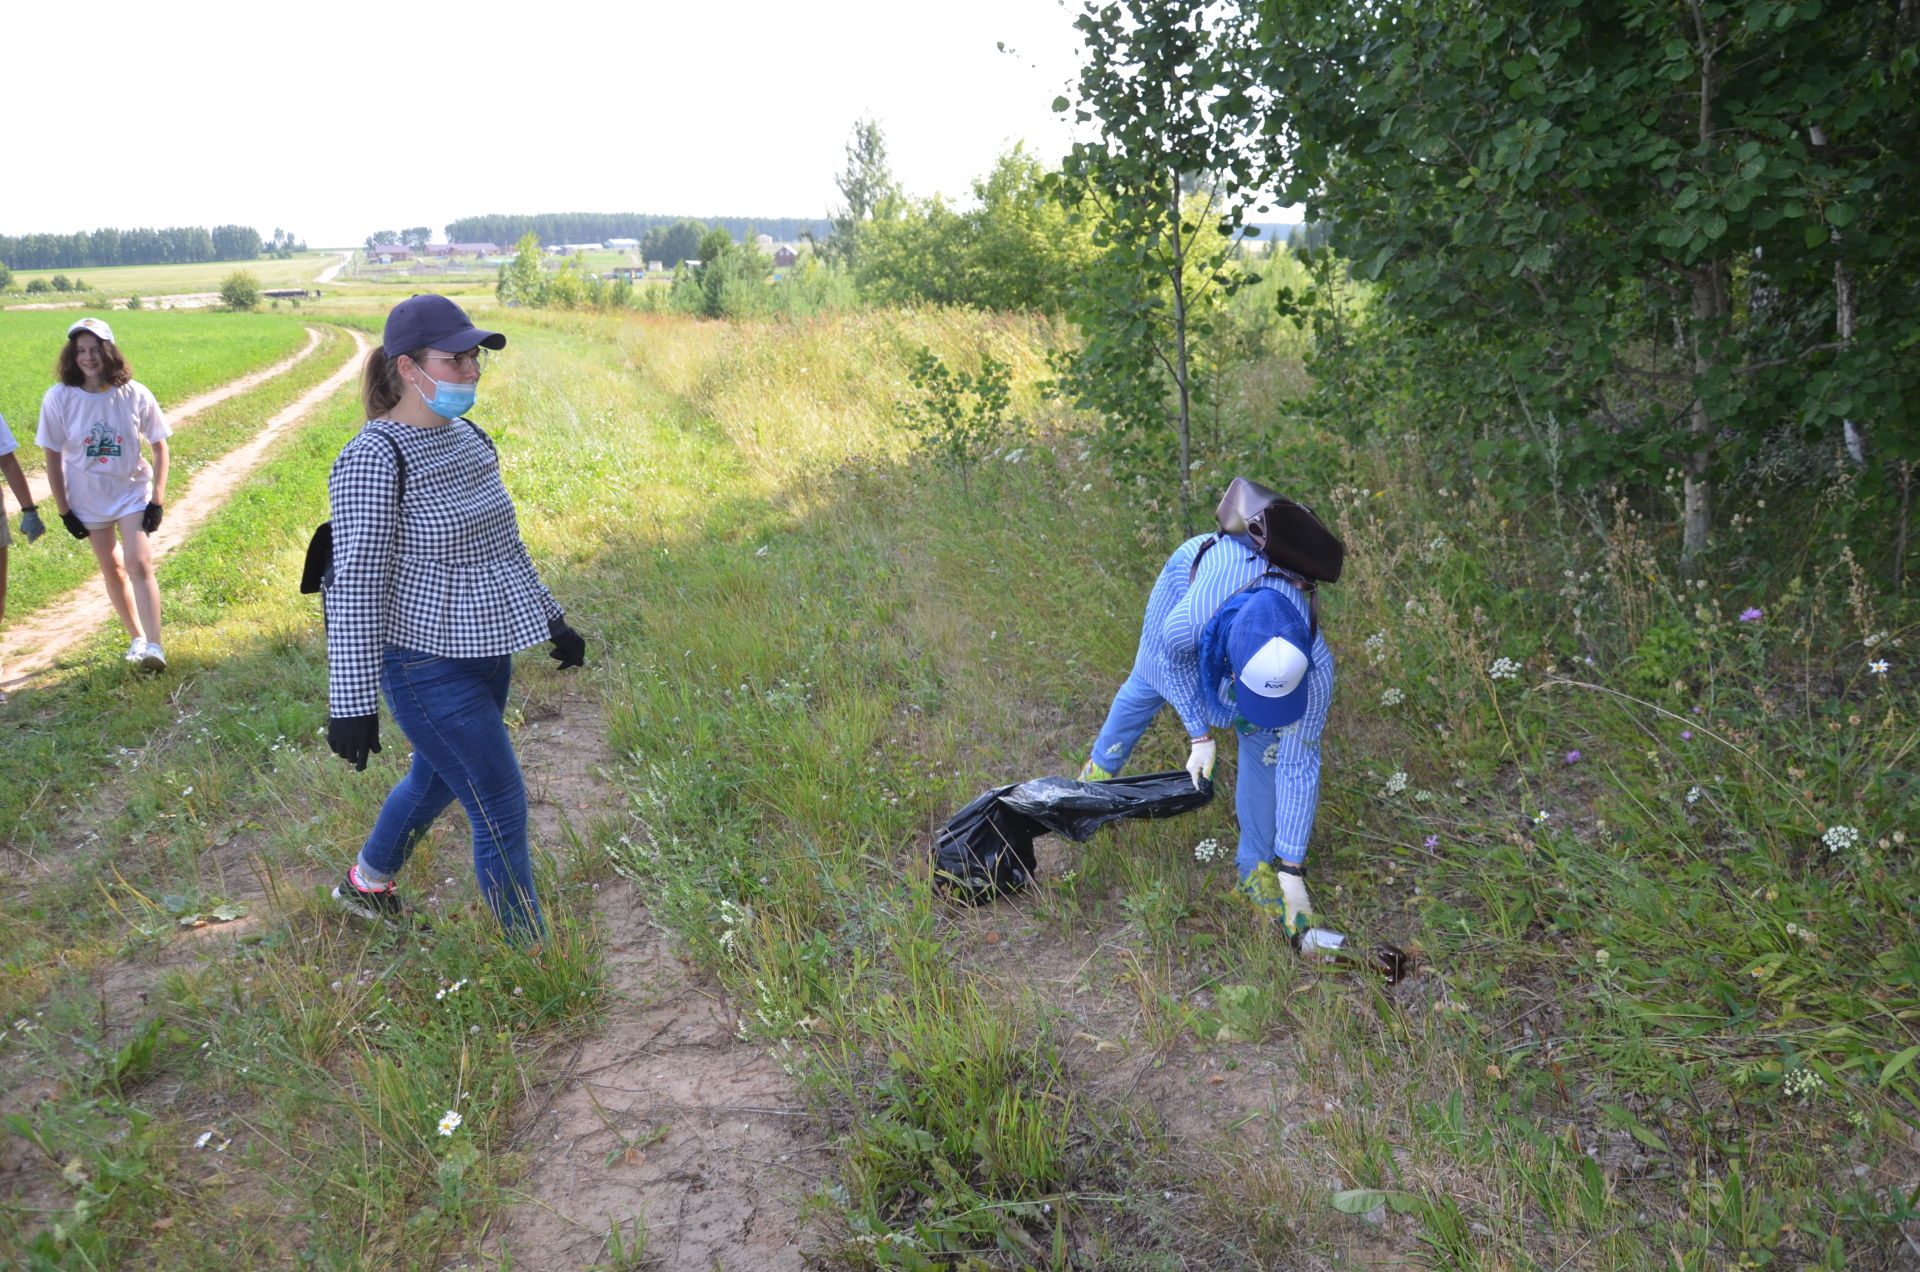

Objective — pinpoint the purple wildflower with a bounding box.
[1680,730,1693,741]
[1424,835,1439,849]
[1738,607,1763,622]
[1565,750,1582,764]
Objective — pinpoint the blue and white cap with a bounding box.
[1223,588,1312,729]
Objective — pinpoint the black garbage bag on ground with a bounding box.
[932,771,1215,906]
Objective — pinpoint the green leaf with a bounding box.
[1331,1189,1387,1214]
[1879,1044,1920,1089]
[1332,1188,1427,1216]
[1051,96,1070,113]
[1805,222,1830,249]
[1826,202,1856,228]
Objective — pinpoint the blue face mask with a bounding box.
[411,373,476,420]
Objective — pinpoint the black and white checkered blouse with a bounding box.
[323,418,561,716]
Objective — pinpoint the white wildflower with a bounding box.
[1822,825,1860,853]
[1782,1068,1824,1099]
[438,1110,463,1136]
[1193,838,1223,864]
[1488,657,1521,681]
[1379,687,1405,708]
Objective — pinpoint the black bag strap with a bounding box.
[300,430,407,595]
[362,425,408,505]
[1189,534,1321,645]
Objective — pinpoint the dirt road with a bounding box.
[0,327,368,690]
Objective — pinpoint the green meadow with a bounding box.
[0,254,340,303]
[0,303,1909,1269]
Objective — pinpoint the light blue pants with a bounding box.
[1085,671,1298,879]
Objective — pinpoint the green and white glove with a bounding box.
[1276,866,1314,940]
[1185,735,1216,790]
[1241,861,1315,940]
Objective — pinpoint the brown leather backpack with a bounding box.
[1191,476,1345,640]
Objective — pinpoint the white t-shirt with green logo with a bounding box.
[36,381,170,523]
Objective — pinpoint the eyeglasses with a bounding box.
[415,349,490,374]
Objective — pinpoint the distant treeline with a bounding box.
[446,213,833,246]
[0,225,290,271]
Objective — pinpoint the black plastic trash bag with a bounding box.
[932,771,1215,906]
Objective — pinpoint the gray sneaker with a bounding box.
[138,641,167,672]
[332,872,409,926]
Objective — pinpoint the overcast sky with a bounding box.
[5,0,1108,248]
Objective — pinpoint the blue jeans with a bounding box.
[358,645,542,940]
[1086,671,1297,879]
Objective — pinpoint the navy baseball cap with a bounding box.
[1224,588,1313,729]
[382,294,506,358]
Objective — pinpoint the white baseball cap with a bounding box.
[67,317,115,343]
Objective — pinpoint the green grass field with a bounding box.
[1,253,341,301]
[0,306,1911,1269]
[0,311,310,462]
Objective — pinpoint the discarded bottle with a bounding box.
[1292,927,1412,985]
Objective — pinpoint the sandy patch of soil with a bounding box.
[492,680,827,1271]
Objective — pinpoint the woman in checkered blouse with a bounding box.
[322,295,586,941]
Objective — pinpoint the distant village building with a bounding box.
[606,237,639,249]
[547,243,605,255]
[646,260,664,273]
[372,245,413,264]
[755,233,774,248]
[425,242,501,258]
[772,244,799,267]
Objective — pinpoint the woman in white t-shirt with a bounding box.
[36,317,172,671]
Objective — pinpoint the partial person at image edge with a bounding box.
[0,405,50,704]
[321,293,587,943]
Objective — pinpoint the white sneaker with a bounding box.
[139,641,167,672]
[125,638,145,664]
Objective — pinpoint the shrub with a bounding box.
[219,270,261,312]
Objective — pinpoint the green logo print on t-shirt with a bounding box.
[84,419,123,463]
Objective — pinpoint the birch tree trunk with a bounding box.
[1684,262,1728,564]
[1169,171,1194,528]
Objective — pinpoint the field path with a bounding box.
[169,323,325,419]
[315,250,351,283]
[0,327,368,689]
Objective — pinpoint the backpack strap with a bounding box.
[460,417,497,458]
[1191,535,1321,645]
[1188,534,1221,584]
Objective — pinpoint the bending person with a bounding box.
[322,295,586,942]
[36,317,171,670]
[1080,530,1335,938]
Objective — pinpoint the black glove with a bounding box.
[327,714,381,771]
[141,501,164,533]
[61,509,90,539]
[548,616,586,670]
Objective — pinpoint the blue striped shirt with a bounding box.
[1132,533,1335,862]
